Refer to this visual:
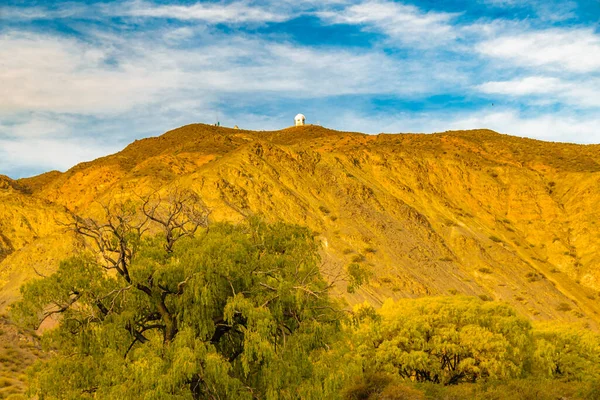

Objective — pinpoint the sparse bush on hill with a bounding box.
[556,302,573,312]
[346,263,371,293]
[351,254,366,263]
[318,205,331,214]
[489,235,503,243]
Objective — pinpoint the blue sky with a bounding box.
[1,0,599,178]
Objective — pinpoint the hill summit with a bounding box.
[3,123,600,327]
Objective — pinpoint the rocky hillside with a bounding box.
[3,124,600,328]
[0,175,72,311]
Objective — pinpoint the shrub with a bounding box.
[319,205,331,214]
[556,303,572,312]
[352,254,366,263]
[347,263,371,293]
[350,297,533,385]
[533,324,600,381]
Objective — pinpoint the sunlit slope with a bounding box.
[6,124,600,326]
[0,176,73,310]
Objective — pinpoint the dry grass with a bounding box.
[0,317,41,399]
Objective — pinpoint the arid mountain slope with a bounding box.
[3,124,600,327]
[0,175,72,310]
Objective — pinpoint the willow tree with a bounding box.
[346,297,533,386]
[11,194,342,399]
[533,323,600,381]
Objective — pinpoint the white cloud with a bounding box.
[317,0,460,47]
[0,116,70,139]
[0,28,458,117]
[114,0,289,23]
[0,1,293,24]
[478,28,600,73]
[0,112,126,176]
[194,42,430,96]
[0,4,88,20]
[477,76,562,95]
[163,27,197,43]
[0,135,117,173]
[0,31,178,115]
[477,76,600,108]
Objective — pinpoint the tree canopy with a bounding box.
[11,203,342,399]
[343,297,533,386]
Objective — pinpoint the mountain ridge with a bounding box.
[2,123,600,329]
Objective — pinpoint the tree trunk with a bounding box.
[155,295,178,343]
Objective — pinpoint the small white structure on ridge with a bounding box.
[295,114,306,127]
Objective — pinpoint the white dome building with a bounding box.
[295,114,306,127]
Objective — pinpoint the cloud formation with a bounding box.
[477,77,600,108]
[477,29,600,73]
[114,0,290,23]
[318,0,460,47]
[0,0,598,177]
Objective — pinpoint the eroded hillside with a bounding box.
[0,175,73,310]
[3,124,600,327]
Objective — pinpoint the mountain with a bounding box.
[3,123,600,328]
[0,175,72,310]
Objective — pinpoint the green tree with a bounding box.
[11,197,341,399]
[347,297,533,385]
[533,323,600,381]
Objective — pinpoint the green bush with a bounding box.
[349,297,532,385]
[533,323,600,381]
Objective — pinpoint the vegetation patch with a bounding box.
[351,254,366,263]
[556,302,573,312]
[6,193,600,399]
[319,205,331,214]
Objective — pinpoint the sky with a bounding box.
[1,0,599,178]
